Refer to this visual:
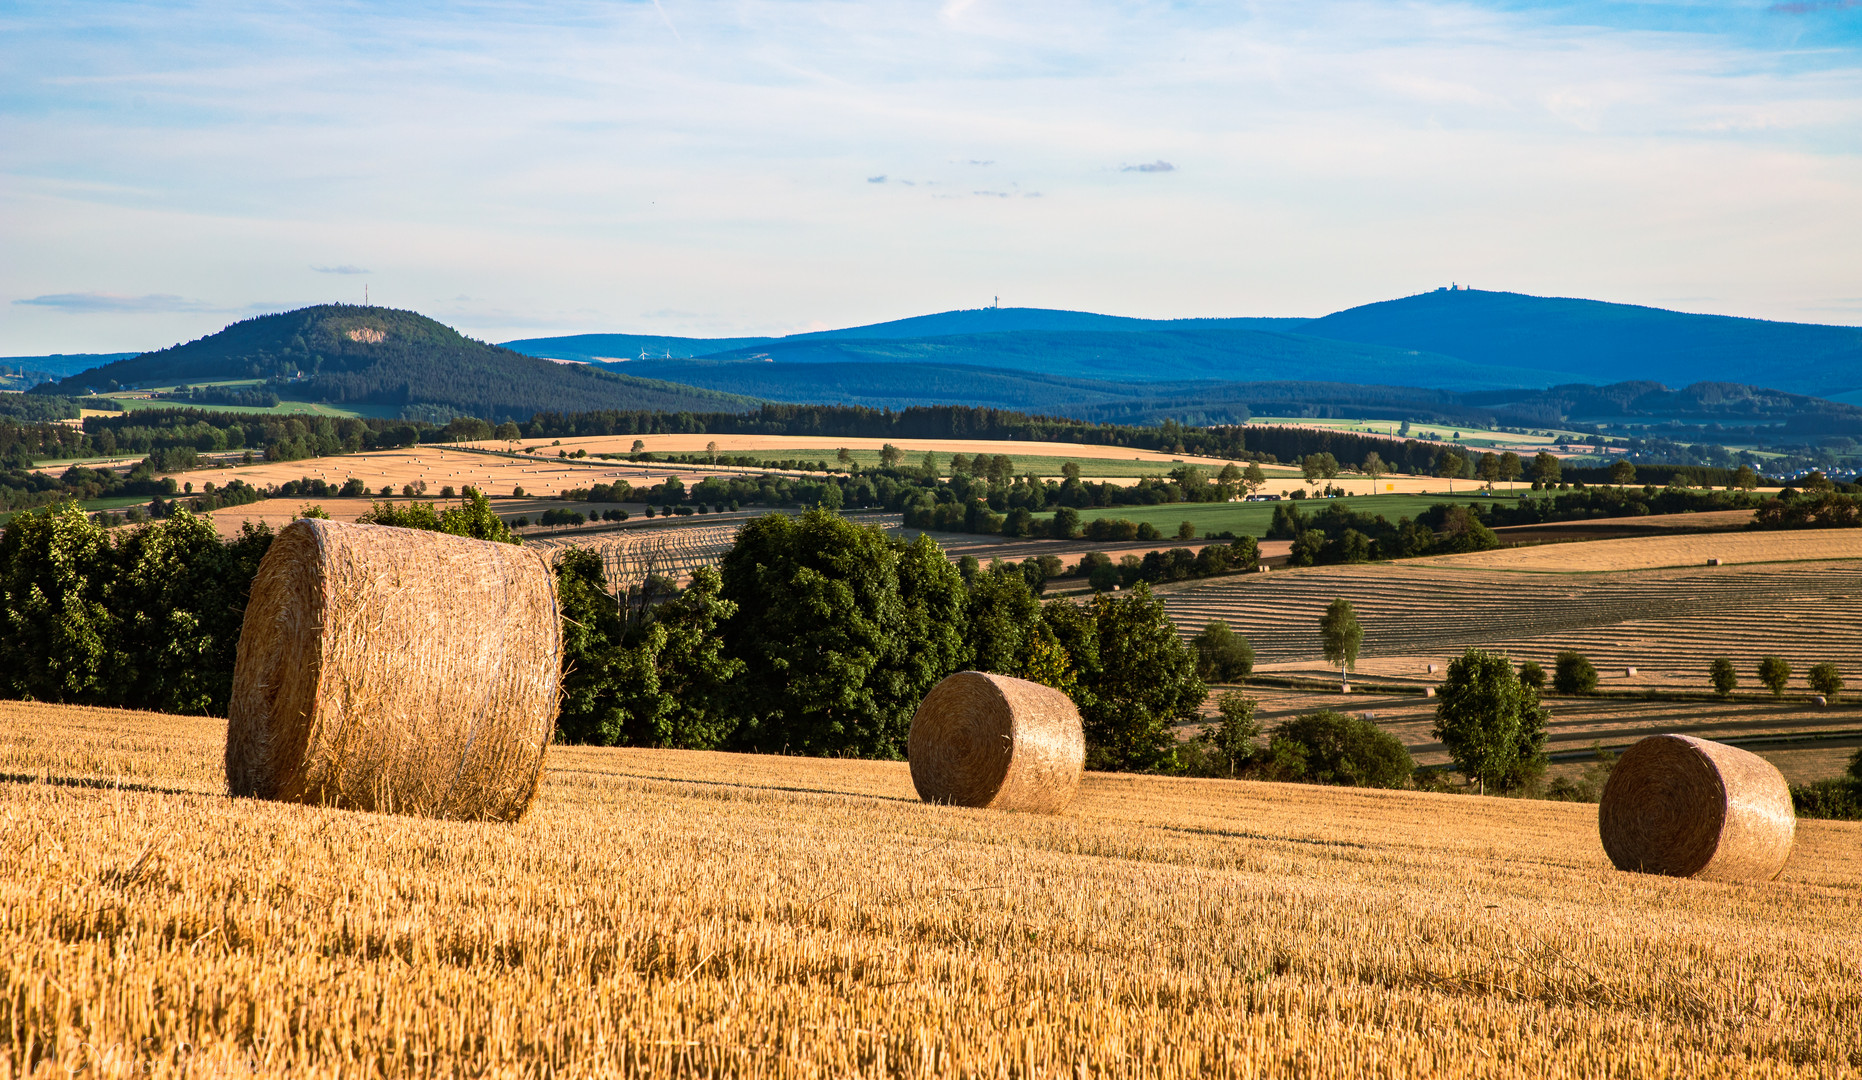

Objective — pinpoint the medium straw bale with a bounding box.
[908,671,1084,813]
[225,519,561,822]
[1598,734,1795,881]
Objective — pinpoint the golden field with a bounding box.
[3,702,1860,1078]
[1429,527,1862,572]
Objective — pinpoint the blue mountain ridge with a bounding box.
[504,290,1862,399]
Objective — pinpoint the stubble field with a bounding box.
[3,702,1860,1078]
[1159,551,1862,684]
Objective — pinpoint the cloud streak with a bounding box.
[14,292,221,314]
[312,264,370,275]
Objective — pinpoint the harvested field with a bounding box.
[527,522,741,591]
[470,433,1250,468]
[1160,557,1862,685]
[1432,528,1862,572]
[199,496,600,538]
[4,701,1860,1077]
[1492,509,1758,544]
[1203,682,1862,782]
[159,446,746,502]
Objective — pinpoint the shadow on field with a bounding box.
[549,766,919,804]
[0,772,209,799]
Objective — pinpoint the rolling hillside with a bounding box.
[506,289,1862,401]
[1301,289,1862,399]
[35,306,757,422]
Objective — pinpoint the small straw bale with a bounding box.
[1598,734,1795,881]
[908,671,1084,813]
[226,519,561,822]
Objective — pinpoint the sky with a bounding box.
[3,0,1860,354]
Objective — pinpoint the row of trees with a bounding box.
[553,510,1207,769]
[0,500,1210,772]
[1710,656,1845,701]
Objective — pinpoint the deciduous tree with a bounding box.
[1432,648,1548,794]
[1319,598,1362,688]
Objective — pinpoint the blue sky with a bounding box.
[3,0,1860,353]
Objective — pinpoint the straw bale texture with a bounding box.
[225,519,561,821]
[1598,734,1795,881]
[907,671,1084,813]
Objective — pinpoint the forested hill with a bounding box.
[505,291,1862,399]
[35,306,757,421]
[1300,289,1862,400]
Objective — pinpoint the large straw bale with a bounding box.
[1598,734,1795,881]
[225,519,560,822]
[907,671,1084,813]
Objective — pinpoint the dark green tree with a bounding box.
[1808,663,1844,702]
[1552,651,1598,694]
[1709,658,1738,698]
[107,510,273,715]
[1264,711,1413,788]
[1191,620,1255,683]
[1758,655,1791,697]
[1517,660,1547,692]
[0,504,121,705]
[1044,584,1203,771]
[965,564,1045,677]
[1432,648,1548,794]
[1197,691,1261,778]
[718,510,965,757]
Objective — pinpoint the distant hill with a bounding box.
[35,306,756,422]
[1,351,136,378]
[787,307,1308,341]
[498,333,778,364]
[1300,289,1862,399]
[616,356,1862,440]
[505,291,1862,400]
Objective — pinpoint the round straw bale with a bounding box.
[908,671,1084,813]
[225,519,561,822]
[1598,734,1795,881]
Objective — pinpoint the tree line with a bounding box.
[0,501,1210,772]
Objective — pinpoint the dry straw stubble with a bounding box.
[908,671,1084,813]
[1598,733,1796,881]
[225,518,561,821]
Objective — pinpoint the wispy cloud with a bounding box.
[1769,1,1859,14]
[14,292,220,313]
[3,0,1860,350]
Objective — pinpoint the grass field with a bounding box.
[1246,417,1588,453]
[1035,493,1527,538]
[4,701,1859,1078]
[83,394,390,418]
